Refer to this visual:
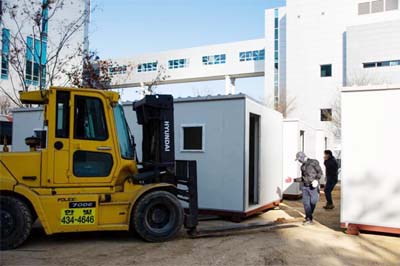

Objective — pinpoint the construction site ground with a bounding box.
[1,184,399,266]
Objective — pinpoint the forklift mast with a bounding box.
[133,94,175,170]
[133,94,198,233]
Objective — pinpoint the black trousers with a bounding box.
[324,177,338,205]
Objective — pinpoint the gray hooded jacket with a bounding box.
[301,159,323,185]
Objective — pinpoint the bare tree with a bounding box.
[138,64,170,96]
[0,96,11,114]
[67,51,111,89]
[0,0,91,105]
[275,95,296,118]
[266,92,297,118]
[329,90,341,139]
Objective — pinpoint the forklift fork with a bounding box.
[175,160,198,234]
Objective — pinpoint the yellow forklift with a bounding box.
[0,87,198,250]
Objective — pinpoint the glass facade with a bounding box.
[42,0,49,40]
[24,1,48,86]
[239,49,265,61]
[137,62,158,72]
[168,58,189,69]
[1,28,10,80]
[25,37,47,86]
[274,9,279,108]
[202,54,226,65]
[363,59,400,68]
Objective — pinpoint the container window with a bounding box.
[182,125,204,151]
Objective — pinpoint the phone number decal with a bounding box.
[60,208,96,225]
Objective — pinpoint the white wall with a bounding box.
[173,97,246,212]
[245,98,283,210]
[341,84,400,229]
[346,20,400,85]
[285,0,351,133]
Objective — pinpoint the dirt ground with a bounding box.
[1,184,399,266]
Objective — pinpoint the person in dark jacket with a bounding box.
[294,152,323,225]
[323,150,339,209]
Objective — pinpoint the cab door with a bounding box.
[69,92,116,184]
[53,91,71,184]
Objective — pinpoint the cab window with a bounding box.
[74,96,108,140]
[73,151,113,177]
[55,91,70,138]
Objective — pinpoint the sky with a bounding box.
[90,0,286,101]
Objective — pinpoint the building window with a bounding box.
[25,36,47,86]
[274,8,279,108]
[321,109,333,122]
[202,54,226,65]
[358,0,398,15]
[386,0,399,10]
[109,65,127,75]
[181,124,204,152]
[363,62,376,68]
[239,49,265,62]
[359,2,371,14]
[300,130,305,152]
[320,64,332,77]
[1,28,10,80]
[371,0,384,12]
[168,58,189,69]
[363,59,400,68]
[137,62,157,72]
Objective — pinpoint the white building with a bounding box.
[271,0,400,147]
[109,0,400,149]
[0,0,90,99]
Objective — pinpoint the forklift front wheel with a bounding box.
[132,190,183,242]
[0,195,33,250]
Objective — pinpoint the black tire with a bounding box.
[132,190,183,242]
[0,196,33,250]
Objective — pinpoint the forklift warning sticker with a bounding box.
[60,201,96,225]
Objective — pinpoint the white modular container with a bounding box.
[126,94,284,218]
[341,84,400,234]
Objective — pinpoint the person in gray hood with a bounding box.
[294,151,323,225]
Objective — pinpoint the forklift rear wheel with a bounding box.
[0,196,33,250]
[132,190,183,242]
